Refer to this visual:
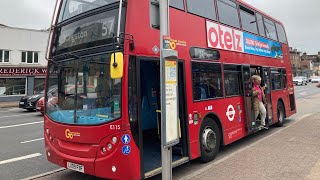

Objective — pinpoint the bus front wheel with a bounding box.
[276,102,285,127]
[199,118,221,163]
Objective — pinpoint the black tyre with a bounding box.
[27,109,34,112]
[199,118,221,163]
[276,101,285,127]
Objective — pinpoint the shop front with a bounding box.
[0,66,46,102]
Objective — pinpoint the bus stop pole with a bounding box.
[159,1,172,180]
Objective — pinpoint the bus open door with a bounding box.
[261,67,273,125]
[242,65,255,134]
[137,58,189,178]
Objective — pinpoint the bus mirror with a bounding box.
[110,52,124,79]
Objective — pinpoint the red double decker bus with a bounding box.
[44,0,296,179]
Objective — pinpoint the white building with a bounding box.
[0,24,49,101]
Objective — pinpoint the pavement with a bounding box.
[1,84,319,180]
[0,101,19,108]
[181,94,320,180]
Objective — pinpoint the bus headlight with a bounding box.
[101,147,107,154]
[97,132,120,157]
[107,143,113,150]
[112,137,117,144]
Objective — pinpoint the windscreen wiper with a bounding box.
[48,59,59,65]
[64,52,80,59]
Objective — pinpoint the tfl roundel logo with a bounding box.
[226,105,236,122]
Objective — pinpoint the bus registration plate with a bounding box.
[67,162,84,173]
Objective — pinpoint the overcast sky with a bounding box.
[0,0,55,30]
[0,0,319,54]
[243,0,320,55]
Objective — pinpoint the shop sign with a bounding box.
[0,67,47,76]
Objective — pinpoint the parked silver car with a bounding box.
[311,76,320,83]
[293,76,308,85]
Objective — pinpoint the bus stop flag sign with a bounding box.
[165,60,178,145]
[161,49,179,147]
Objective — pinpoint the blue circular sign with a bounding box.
[122,145,131,155]
[121,134,130,144]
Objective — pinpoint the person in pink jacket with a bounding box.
[252,75,268,129]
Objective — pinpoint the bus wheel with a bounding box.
[276,102,285,127]
[199,118,220,163]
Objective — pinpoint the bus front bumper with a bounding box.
[45,135,96,176]
[44,131,141,180]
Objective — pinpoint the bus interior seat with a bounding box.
[193,85,207,100]
[193,87,202,100]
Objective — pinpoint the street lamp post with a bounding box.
[295,49,298,76]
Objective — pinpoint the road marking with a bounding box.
[0,153,42,165]
[21,168,66,180]
[8,108,20,111]
[0,113,36,119]
[0,121,43,129]
[180,113,314,180]
[295,89,305,92]
[300,92,307,95]
[21,138,44,144]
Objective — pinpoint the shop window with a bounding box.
[192,62,223,101]
[34,52,39,63]
[21,52,26,63]
[224,65,242,96]
[21,51,39,64]
[0,78,26,96]
[0,50,10,63]
[27,52,33,63]
[34,78,45,94]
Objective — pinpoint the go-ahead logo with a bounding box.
[65,129,80,139]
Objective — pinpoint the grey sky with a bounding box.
[243,0,320,55]
[0,0,55,30]
[0,0,319,54]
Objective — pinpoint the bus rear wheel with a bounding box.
[199,118,221,163]
[276,102,285,127]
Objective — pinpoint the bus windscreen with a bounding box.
[45,54,121,125]
[58,0,119,22]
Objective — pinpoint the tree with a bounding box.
[271,45,282,58]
